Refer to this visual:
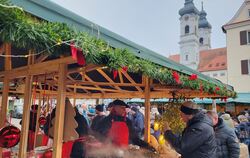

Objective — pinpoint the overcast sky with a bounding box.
[51,0,244,57]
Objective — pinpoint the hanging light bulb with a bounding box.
[154,122,160,131]
[158,134,165,145]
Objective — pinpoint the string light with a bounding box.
[0,3,23,11]
[0,39,74,58]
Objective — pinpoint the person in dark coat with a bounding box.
[164,101,216,158]
[235,115,250,151]
[130,106,144,139]
[207,110,240,158]
[91,104,106,132]
[96,100,154,151]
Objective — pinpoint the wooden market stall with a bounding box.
[0,0,236,157]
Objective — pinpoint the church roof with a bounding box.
[168,47,227,72]
[179,0,200,16]
[198,4,212,29]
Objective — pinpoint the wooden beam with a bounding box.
[35,54,49,63]
[0,77,9,156]
[0,77,9,128]
[4,43,12,71]
[46,79,144,87]
[28,50,35,65]
[67,75,90,94]
[96,69,122,90]
[67,85,126,93]
[121,71,143,92]
[0,56,76,79]
[144,77,151,143]
[19,75,33,158]
[118,70,124,83]
[84,75,105,94]
[52,63,67,158]
[67,64,101,74]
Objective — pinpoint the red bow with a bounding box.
[189,74,198,80]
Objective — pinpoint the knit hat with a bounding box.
[180,101,200,115]
[95,104,104,112]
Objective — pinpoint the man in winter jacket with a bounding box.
[164,101,216,158]
[207,111,240,158]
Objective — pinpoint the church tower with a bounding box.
[198,2,212,51]
[179,0,200,70]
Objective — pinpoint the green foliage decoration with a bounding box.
[0,0,237,98]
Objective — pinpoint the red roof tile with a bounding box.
[198,47,227,72]
[169,54,180,63]
[168,47,227,72]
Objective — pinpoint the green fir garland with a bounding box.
[0,0,237,98]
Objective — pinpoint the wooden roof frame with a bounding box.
[0,42,224,157]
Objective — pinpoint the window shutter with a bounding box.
[241,60,249,74]
[240,31,247,45]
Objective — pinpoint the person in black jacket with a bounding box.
[164,101,216,158]
[91,104,106,132]
[207,110,240,158]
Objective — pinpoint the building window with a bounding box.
[221,63,226,66]
[248,9,250,17]
[199,38,204,45]
[213,73,217,77]
[240,30,250,45]
[241,59,250,75]
[248,31,250,44]
[185,54,189,61]
[220,72,225,76]
[185,25,189,34]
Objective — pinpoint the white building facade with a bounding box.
[223,0,250,92]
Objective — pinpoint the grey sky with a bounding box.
[51,0,244,57]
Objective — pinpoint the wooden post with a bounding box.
[0,76,10,157]
[0,77,10,128]
[0,43,11,156]
[19,75,33,158]
[144,77,151,143]
[52,63,67,158]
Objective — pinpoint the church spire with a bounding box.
[198,2,212,29]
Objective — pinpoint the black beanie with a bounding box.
[95,104,104,112]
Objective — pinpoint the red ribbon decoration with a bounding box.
[70,43,77,60]
[122,66,128,72]
[189,74,198,80]
[172,71,181,84]
[71,43,86,66]
[113,70,118,80]
[214,87,220,95]
[76,50,86,66]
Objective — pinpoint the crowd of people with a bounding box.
[24,99,250,158]
[163,101,250,158]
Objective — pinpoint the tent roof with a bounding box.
[10,0,232,89]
